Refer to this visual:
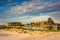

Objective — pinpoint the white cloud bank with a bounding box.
[1,0,60,24]
[6,0,49,15]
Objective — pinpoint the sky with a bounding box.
[0,0,60,24]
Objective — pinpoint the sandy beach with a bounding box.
[22,32,60,40]
[0,30,31,40]
[0,30,60,40]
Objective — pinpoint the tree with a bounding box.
[31,23,35,27]
[47,26,53,30]
[57,24,60,30]
[48,18,54,25]
[0,25,7,29]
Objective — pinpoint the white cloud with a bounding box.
[1,0,60,24]
[0,20,6,25]
[47,12,60,15]
[23,11,60,24]
[44,11,60,23]
[28,15,50,22]
[6,0,60,17]
[5,15,50,24]
[6,0,49,15]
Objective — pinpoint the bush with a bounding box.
[23,31,28,33]
[0,25,7,29]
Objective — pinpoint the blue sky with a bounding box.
[0,0,60,24]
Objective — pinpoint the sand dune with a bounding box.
[0,30,31,40]
[22,32,60,40]
[0,30,60,40]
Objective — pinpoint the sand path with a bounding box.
[22,32,60,40]
[0,30,31,40]
[0,30,60,40]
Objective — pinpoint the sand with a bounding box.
[0,30,60,40]
[22,32,60,40]
[0,30,31,40]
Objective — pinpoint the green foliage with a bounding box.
[48,18,54,24]
[15,26,22,29]
[47,26,53,30]
[48,18,52,21]
[23,31,28,33]
[0,25,7,29]
[57,26,60,30]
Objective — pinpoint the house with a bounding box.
[7,22,22,27]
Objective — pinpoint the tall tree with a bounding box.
[48,18,54,25]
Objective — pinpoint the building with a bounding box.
[7,22,22,27]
